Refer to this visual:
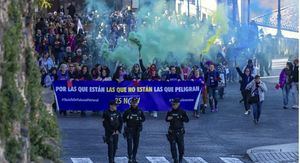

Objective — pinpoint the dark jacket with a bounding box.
[166,73,182,81]
[139,59,147,73]
[67,4,76,17]
[123,107,145,130]
[166,108,189,131]
[69,71,79,79]
[205,70,220,88]
[78,73,92,80]
[139,59,151,80]
[292,65,299,83]
[103,109,123,135]
[129,71,143,80]
[236,67,254,91]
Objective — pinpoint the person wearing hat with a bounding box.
[102,100,123,163]
[166,98,189,163]
[123,97,145,163]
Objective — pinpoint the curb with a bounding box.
[247,143,298,163]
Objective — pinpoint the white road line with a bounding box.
[272,58,288,69]
[272,58,288,62]
[146,156,170,163]
[260,75,279,79]
[220,157,244,163]
[71,158,93,163]
[115,157,128,163]
[184,157,208,163]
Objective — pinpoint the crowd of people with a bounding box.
[31,3,299,163]
[35,3,298,121]
[277,59,299,110]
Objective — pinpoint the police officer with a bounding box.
[123,97,145,163]
[166,98,189,163]
[103,100,123,163]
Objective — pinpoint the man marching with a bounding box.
[166,98,189,163]
[102,100,123,163]
[123,97,145,163]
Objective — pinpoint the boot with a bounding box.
[200,104,206,114]
[179,158,183,163]
[132,157,137,163]
[173,158,179,163]
[179,155,183,163]
[193,110,197,117]
[109,157,114,163]
[80,111,86,116]
[128,156,133,163]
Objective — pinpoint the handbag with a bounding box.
[248,88,259,104]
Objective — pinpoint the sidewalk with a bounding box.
[247,143,299,163]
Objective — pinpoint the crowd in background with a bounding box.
[35,3,298,117]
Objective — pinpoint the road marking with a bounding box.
[71,158,93,163]
[220,157,244,163]
[184,157,208,163]
[260,75,279,79]
[115,157,128,163]
[272,58,288,69]
[146,156,170,163]
[272,58,288,62]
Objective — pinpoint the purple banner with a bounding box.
[53,80,202,111]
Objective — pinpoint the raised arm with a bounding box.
[200,62,207,73]
[138,49,147,73]
[236,66,243,77]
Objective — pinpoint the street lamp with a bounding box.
[232,0,237,25]
[196,0,200,19]
[187,0,190,17]
[247,0,250,24]
[276,0,283,57]
[276,0,282,37]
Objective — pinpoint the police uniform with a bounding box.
[166,98,189,163]
[123,98,145,163]
[103,100,123,163]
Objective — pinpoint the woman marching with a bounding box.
[236,66,254,115]
[246,75,268,124]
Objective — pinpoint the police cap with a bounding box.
[109,100,117,106]
[171,98,181,103]
[130,97,139,104]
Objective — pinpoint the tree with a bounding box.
[0,0,60,162]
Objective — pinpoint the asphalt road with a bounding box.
[56,75,298,163]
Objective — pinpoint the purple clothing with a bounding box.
[57,71,69,80]
[279,68,292,88]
